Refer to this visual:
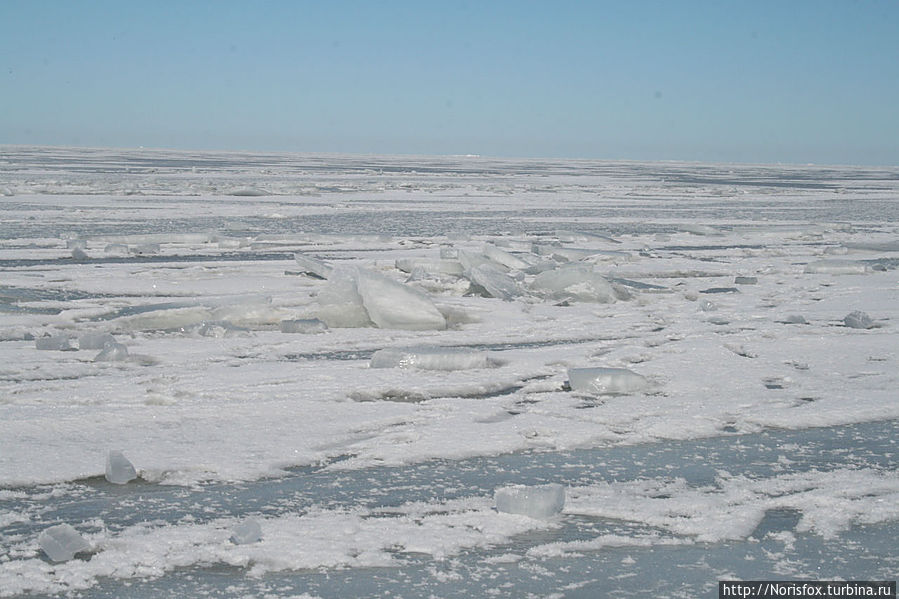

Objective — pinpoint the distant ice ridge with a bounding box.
[370,346,492,370]
[568,367,649,395]
[317,267,446,330]
[495,484,566,519]
[38,524,91,563]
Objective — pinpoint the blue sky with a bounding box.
[2,0,898,165]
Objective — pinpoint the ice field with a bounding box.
[0,146,897,596]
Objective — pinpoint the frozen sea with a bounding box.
[0,146,897,597]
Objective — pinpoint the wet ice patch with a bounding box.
[280,319,328,334]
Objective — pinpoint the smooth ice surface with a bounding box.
[495,483,566,519]
[104,450,137,484]
[370,346,492,370]
[567,367,649,395]
[37,524,91,563]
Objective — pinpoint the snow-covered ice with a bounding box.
[0,147,896,597]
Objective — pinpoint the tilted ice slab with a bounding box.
[466,263,521,300]
[395,258,464,276]
[316,268,446,330]
[293,253,333,279]
[482,243,530,270]
[370,346,493,370]
[568,367,649,395]
[355,269,447,330]
[105,450,137,484]
[38,524,91,563]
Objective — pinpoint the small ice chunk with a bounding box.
[294,253,333,279]
[230,518,263,544]
[71,247,89,261]
[804,260,869,275]
[315,270,372,328]
[843,311,874,329]
[467,263,521,300]
[371,346,491,370]
[131,243,160,256]
[681,224,723,236]
[531,265,616,303]
[784,314,808,325]
[105,450,137,484]
[227,187,268,197]
[395,258,463,276]
[494,484,565,519]
[78,332,116,350]
[38,524,91,562]
[95,342,129,362]
[355,269,446,330]
[567,367,649,395]
[104,243,129,256]
[280,318,328,334]
[35,335,73,351]
[483,244,530,270]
